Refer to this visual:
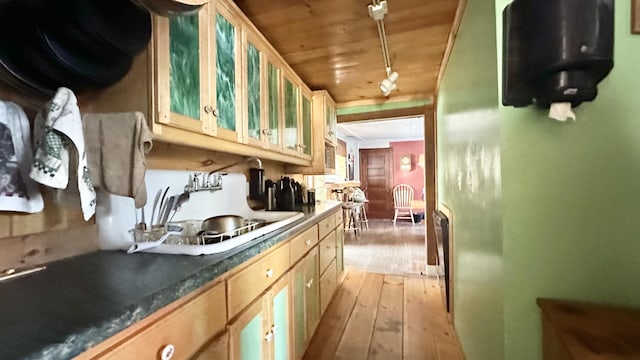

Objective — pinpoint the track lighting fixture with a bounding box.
[379,71,398,96]
[368,0,398,96]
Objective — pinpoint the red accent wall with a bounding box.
[391,140,425,200]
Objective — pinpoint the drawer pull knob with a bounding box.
[265,331,273,343]
[305,279,314,288]
[265,268,274,278]
[160,344,175,360]
[305,239,312,246]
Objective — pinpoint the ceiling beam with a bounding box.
[337,105,432,123]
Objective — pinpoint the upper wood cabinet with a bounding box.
[300,89,313,159]
[322,92,338,146]
[154,5,213,135]
[242,31,264,148]
[211,1,243,142]
[91,0,314,166]
[285,90,337,174]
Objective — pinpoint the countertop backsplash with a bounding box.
[97,170,255,251]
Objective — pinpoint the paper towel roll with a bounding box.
[548,102,576,122]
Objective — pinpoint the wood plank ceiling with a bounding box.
[232,0,459,108]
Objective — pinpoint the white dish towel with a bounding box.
[30,88,96,220]
[0,100,44,213]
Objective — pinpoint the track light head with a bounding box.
[379,71,399,96]
[368,1,388,21]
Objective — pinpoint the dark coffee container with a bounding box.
[307,189,316,205]
[249,168,264,200]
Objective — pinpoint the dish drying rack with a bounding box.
[131,219,266,246]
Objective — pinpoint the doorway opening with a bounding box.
[335,116,428,276]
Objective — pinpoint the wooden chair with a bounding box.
[392,184,415,225]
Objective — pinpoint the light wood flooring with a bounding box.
[303,270,464,360]
[344,219,427,276]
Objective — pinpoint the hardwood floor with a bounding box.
[303,270,464,360]
[344,219,427,276]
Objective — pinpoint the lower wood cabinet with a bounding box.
[229,274,291,360]
[335,225,344,281]
[192,332,229,360]
[291,248,320,360]
[319,259,337,314]
[81,281,226,360]
[227,243,291,319]
[77,208,344,360]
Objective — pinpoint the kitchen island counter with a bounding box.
[0,201,341,360]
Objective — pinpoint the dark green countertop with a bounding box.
[0,201,341,360]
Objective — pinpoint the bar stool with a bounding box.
[357,200,369,231]
[341,202,361,235]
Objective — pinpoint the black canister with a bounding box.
[307,189,315,204]
[249,168,264,200]
[266,185,276,211]
[276,177,295,211]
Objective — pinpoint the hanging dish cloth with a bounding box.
[30,88,96,221]
[83,112,153,208]
[0,101,44,213]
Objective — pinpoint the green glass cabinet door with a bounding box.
[246,40,261,142]
[283,77,299,153]
[161,6,211,133]
[169,14,201,121]
[292,262,307,359]
[267,62,280,147]
[323,93,337,144]
[272,285,289,360]
[214,7,241,140]
[301,93,312,157]
[240,314,263,360]
[230,299,265,360]
[305,249,320,336]
[215,12,236,131]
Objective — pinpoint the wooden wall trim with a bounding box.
[337,106,431,124]
[0,224,98,271]
[424,109,437,265]
[435,0,468,95]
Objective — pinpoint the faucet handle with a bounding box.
[193,173,201,191]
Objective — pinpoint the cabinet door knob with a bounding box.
[305,278,314,288]
[305,239,312,246]
[262,128,270,135]
[203,105,213,114]
[160,344,175,360]
[271,324,278,334]
[265,331,273,343]
[265,268,274,278]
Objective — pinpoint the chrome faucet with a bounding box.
[184,172,223,193]
[183,157,262,194]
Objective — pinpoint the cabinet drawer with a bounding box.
[320,259,337,315]
[290,225,318,265]
[99,282,226,360]
[318,213,336,240]
[319,231,336,276]
[228,243,290,319]
[192,331,228,360]
[335,209,344,226]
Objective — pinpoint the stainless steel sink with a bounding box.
[130,211,304,255]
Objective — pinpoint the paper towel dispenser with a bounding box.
[502,0,614,108]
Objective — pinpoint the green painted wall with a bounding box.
[439,1,640,359]
[436,0,503,359]
[497,1,640,359]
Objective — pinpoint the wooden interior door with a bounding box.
[359,148,393,219]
